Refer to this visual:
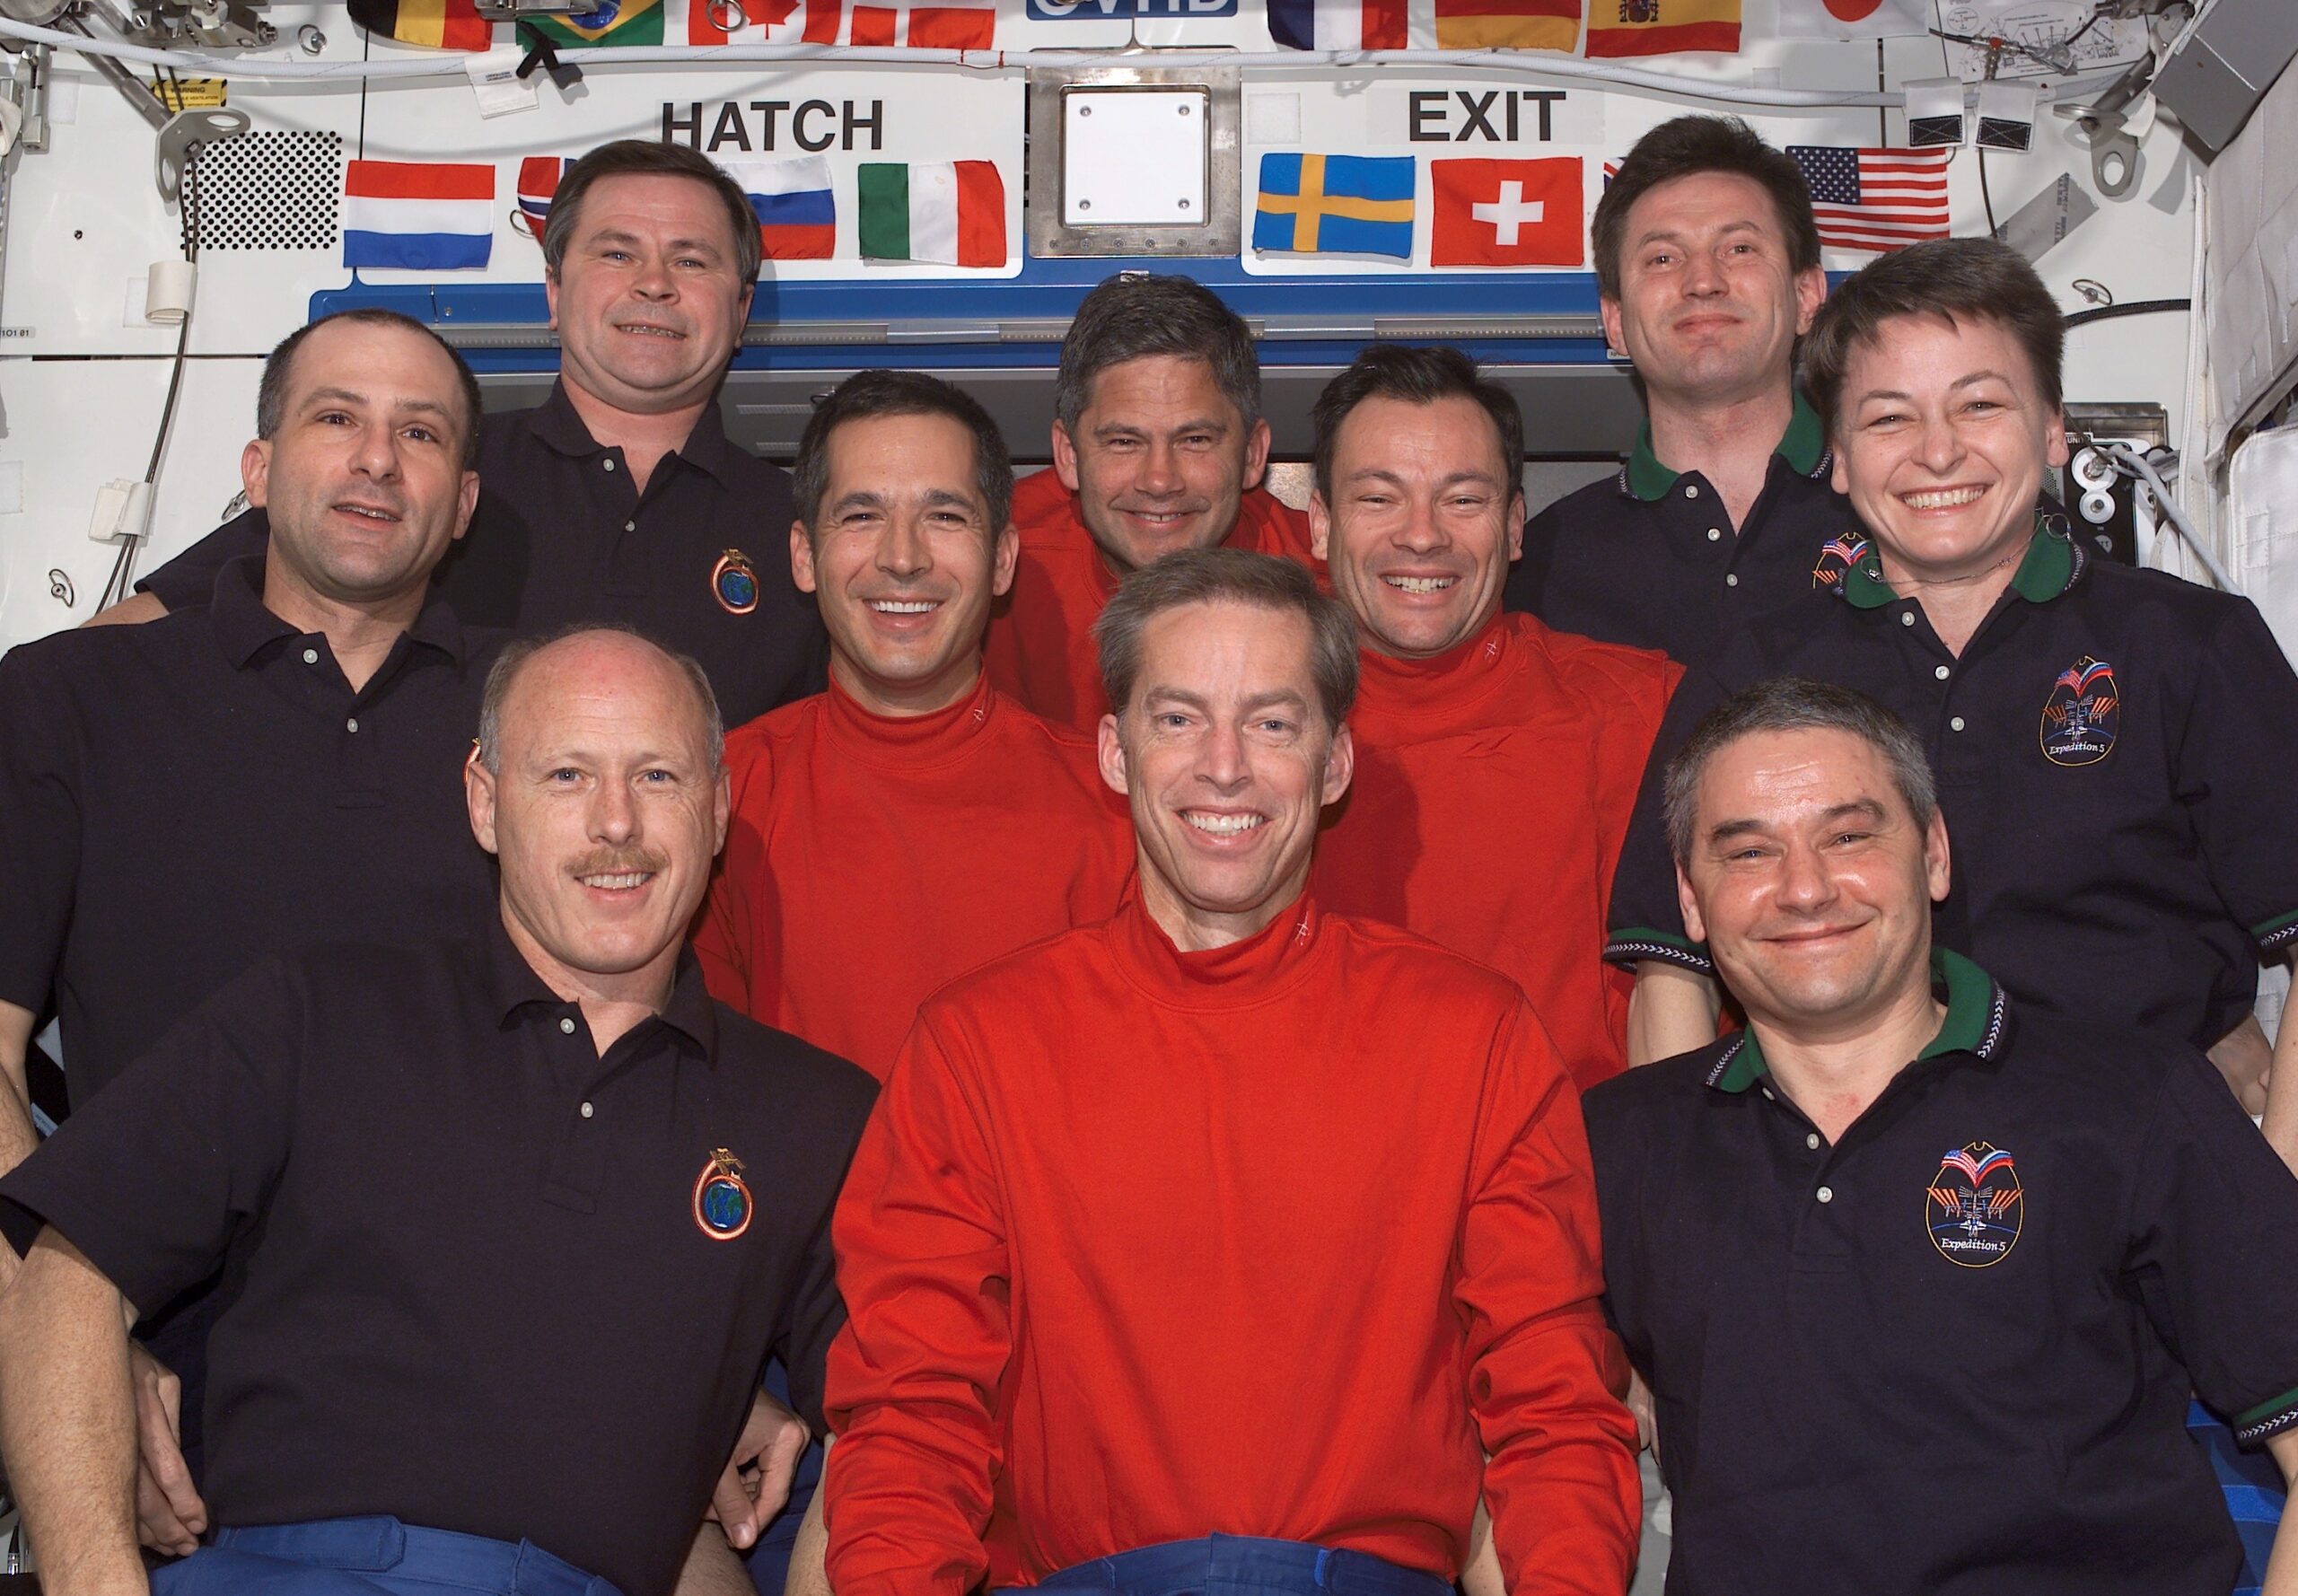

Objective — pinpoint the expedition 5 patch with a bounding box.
[1926,1142,2022,1267]
[2040,655,2118,767]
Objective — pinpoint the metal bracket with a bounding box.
[1,40,48,153]
[154,104,246,203]
[2083,110,2142,199]
[1027,59,1241,260]
[472,0,591,15]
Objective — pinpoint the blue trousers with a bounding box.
[149,1516,622,1596]
[743,1358,822,1596]
[2189,1399,2285,1596]
[1013,1535,1455,1596]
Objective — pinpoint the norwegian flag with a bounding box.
[1788,145,1952,252]
[682,0,994,45]
[514,155,574,240]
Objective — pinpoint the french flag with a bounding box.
[718,156,836,259]
[343,160,496,270]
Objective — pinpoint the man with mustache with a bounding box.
[1505,116,1845,662]
[825,548,1638,1596]
[0,626,876,1596]
[110,140,824,731]
[1587,676,2298,1594]
[984,273,1319,732]
[0,308,499,1548]
[694,370,1132,1082]
[1308,346,1678,1089]
[1607,240,2298,1160]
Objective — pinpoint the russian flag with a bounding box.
[717,156,836,260]
[343,160,496,270]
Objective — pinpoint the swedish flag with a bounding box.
[1253,153,1416,260]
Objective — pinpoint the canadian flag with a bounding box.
[683,0,995,44]
[1429,157,1583,267]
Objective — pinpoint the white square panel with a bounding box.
[1063,88,1208,227]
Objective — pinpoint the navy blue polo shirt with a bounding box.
[1605,516,2298,1050]
[0,556,499,1106]
[1505,395,1860,661]
[139,381,827,729]
[0,925,875,1596]
[1584,952,2298,1595]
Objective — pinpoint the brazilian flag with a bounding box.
[518,0,664,48]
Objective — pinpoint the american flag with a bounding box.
[1788,145,1952,253]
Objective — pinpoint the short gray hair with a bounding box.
[1054,273,1263,434]
[476,623,724,776]
[1662,678,1937,863]
[1094,548,1358,732]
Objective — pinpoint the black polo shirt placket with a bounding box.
[1697,951,2010,1257]
[1605,517,2298,1050]
[0,557,500,1110]
[219,573,454,817]
[1586,954,2298,1595]
[1506,394,1860,659]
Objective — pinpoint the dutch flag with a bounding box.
[343,160,496,271]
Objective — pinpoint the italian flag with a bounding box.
[856,161,1005,267]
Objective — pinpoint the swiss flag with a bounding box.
[1429,157,1583,267]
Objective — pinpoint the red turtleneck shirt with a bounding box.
[693,671,1135,1080]
[823,891,1638,1596]
[983,471,1320,732]
[1313,615,1679,1090]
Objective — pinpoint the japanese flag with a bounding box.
[1429,157,1583,267]
[1774,0,1926,39]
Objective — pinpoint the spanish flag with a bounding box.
[1583,0,1738,56]
[517,0,665,48]
[346,0,492,50]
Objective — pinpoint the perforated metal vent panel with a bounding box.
[185,130,345,253]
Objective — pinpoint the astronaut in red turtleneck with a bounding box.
[1307,346,1680,1090]
[824,547,1638,1596]
[694,369,1133,1081]
[985,273,1320,733]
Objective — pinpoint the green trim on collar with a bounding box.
[1623,392,1829,503]
[1625,423,1676,503]
[2007,519,2076,602]
[1917,949,2002,1060]
[1777,392,1826,476]
[1841,548,1897,609]
[1838,512,2075,612]
[1711,1034,1766,1092]
[1711,949,2004,1093]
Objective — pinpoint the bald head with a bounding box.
[477,625,724,778]
[467,626,730,993]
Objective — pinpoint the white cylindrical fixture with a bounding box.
[145,259,197,325]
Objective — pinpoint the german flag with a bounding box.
[346,0,493,50]
[1584,0,1738,56]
